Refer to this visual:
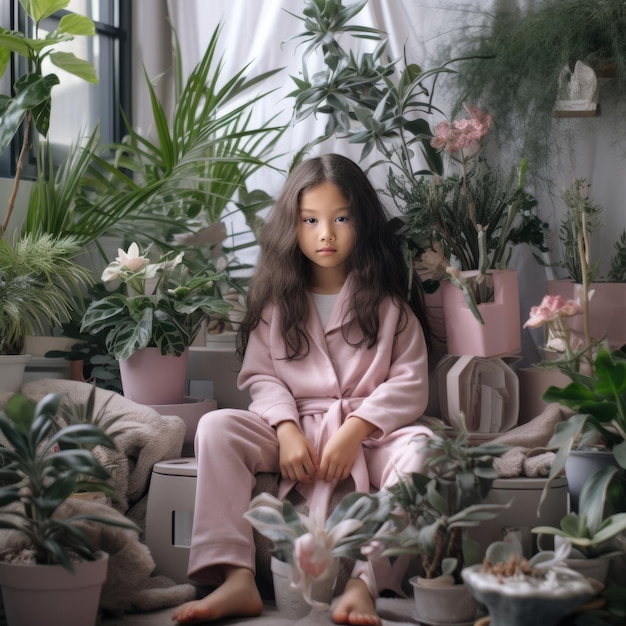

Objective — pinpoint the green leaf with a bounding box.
[0,74,57,154]
[49,52,98,83]
[20,0,71,23]
[58,13,95,36]
[578,465,619,533]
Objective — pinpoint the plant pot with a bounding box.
[409,576,479,625]
[546,280,626,351]
[564,449,616,513]
[516,367,571,424]
[148,396,217,456]
[119,347,189,405]
[441,270,521,357]
[0,354,31,393]
[0,551,109,626]
[466,476,569,560]
[23,335,77,357]
[271,556,337,619]
[571,282,626,351]
[462,563,595,626]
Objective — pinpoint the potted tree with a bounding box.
[0,387,139,626]
[0,0,98,389]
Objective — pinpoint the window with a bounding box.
[0,0,131,178]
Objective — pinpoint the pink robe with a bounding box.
[187,278,432,593]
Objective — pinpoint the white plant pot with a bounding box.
[271,556,337,619]
[409,576,479,625]
[0,551,109,626]
[0,354,31,393]
[462,563,595,626]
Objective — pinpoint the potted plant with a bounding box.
[0,387,139,626]
[540,345,626,512]
[79,242,234,405]
[0,0,98,388]
[446,0,626,176]
[379,420,510,625]
[532,465,626,586]
[243,490,391,617]
[400,108,546,356]
[462,539,596,626]
[549,178,626,352]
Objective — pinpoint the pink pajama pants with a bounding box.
[187,408,430,595]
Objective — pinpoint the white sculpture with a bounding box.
[554,60,599,112]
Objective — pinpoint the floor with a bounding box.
[99,598,422,626]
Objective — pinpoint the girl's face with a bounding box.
[297,181,356,292]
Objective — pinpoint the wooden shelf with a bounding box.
[553,104,600,118]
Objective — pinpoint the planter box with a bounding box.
[441,270,521,357]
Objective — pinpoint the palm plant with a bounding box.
[75,25,286,261]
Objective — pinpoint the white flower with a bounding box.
[116,243,150,272]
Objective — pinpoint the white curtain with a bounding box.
[156,0,626,366]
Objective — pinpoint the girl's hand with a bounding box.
[318,416,376,482]
[276,421,319,484]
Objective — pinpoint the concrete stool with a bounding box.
[145,458,198,584]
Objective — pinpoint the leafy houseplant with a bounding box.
[244,490,391,609]
[0,388,136,569]
[381,422,509,582]
[0,388,138,626]
[539,345,626,516]
[287,0,546,322]
[76,23,285,269]
[393,106,546,322]
[533,465,626,562]
[80,242,233,362]
[0,233,93,356]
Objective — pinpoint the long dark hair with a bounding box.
[238,153,431,359]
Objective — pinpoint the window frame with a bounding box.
[0,0,132,180]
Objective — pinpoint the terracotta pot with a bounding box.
[119,347,189,405]
[0,551,108,626]
[441,270,521,357]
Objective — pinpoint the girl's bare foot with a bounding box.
[171,566,263,624]
[332,577,381,626]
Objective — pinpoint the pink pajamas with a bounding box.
[187,278,432,592]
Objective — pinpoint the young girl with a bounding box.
[172,154,433,626]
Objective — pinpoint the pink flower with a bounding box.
[294,532,334,579]
[430,104,492,155]
[523,294,582,329]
